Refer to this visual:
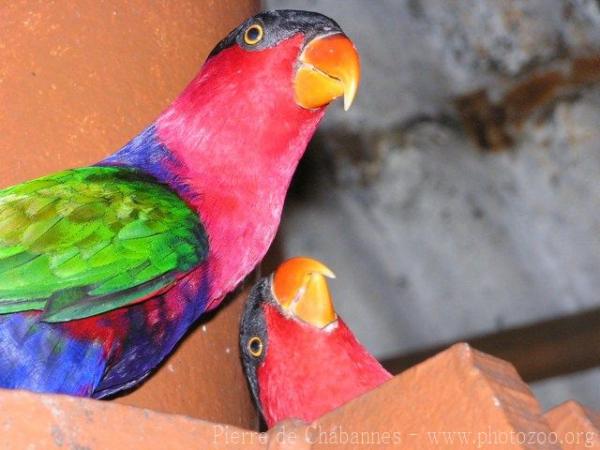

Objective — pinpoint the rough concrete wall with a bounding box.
[265,0,600,408]
[269,0,600,130]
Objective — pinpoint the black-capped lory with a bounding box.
[0,11,360,397]
[240,257,391,426]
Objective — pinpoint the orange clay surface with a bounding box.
[4,343,598,449]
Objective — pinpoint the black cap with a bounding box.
[208,9,343,59]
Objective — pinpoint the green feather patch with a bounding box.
[0,166,208,322]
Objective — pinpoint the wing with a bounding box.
[0,166,207,322]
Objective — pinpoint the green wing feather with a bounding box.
[0,166,207,322]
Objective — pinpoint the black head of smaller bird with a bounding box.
[239,276,270,418]
[240,258,391,427]
[239,257,337,424]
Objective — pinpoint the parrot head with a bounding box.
[150,11,362,302]
[207,10,360,111]
[240,257,391,427]
[157,10,361,170]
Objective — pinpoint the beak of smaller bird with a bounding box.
[272,257,338,328]
[294,33,360,111]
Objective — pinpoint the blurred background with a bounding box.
[265,0,600,409]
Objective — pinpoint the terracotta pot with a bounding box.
[0,0,259,428]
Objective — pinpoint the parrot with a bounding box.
[0,10,360,397]
[240,257,392,427]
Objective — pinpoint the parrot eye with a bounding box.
[244,24,264,45]
[247,336,264,357]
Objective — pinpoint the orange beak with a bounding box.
[294,34,360,111]
[272,257,337,328]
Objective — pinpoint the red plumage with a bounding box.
[156,35,326,306]
[258,306,391,426]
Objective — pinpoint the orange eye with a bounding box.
[244,24,264,45]
[247,336,263,357]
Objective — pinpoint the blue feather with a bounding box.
[0,314,105,396]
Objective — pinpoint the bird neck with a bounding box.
[259,310,392,426]
[101,36,326,304]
